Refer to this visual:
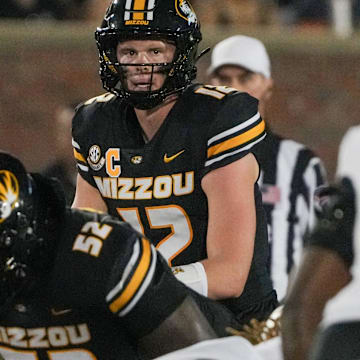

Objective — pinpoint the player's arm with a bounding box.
[282,247,350,360]
[200,152,259,300]
[72,173,108,211]
[138,295,217,358]
[104,229,216,358]
[282,181,354,360]
[171,91,265,299]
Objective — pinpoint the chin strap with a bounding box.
[195,47,211,63]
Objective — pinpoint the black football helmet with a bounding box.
[0,152,64,309]
[95,0,202,109]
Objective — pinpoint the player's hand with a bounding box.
[226,305,282,345]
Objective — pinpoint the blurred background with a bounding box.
[1,0,360,180]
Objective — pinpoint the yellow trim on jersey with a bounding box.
[133,0,146,19]
[109,238,151,313]
[207,119,265,158]
[73,149,86,163]
[77,207,106,214]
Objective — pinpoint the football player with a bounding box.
[0,152,217,360]
[71,0,278,330]
[282,126,360,360]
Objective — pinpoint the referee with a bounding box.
[207,35,327,301]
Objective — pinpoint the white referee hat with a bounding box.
[208,35,271,79]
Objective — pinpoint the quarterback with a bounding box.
[72,0,277,328]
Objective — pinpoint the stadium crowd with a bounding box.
[3,0,358,29]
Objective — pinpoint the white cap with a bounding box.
[208,35,271,79]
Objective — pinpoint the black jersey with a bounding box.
[0,208,187,360]
[72,84,275,315]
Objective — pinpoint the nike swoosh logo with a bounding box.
[163,150,185,163]
[51,308,72,316]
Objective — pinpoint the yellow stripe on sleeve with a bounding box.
[207,119,265,158]
[109,238,151,313]
[73,149,86,163]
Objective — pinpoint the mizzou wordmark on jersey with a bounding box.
[73,85,265,264]
[0,208,186,360]
[72,84,273,315]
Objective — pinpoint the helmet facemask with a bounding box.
[97,34,199,109]
[95,0,202,109]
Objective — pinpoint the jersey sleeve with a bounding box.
[50,211,188,338]
[50,213,143,309]
[105,233,188,338]
[201,92,266,177]
[72,105,93,186]
[71,101,101,188]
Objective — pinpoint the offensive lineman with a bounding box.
[71,0,277,329]
[0,152,216,360]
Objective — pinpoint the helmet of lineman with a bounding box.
[0,152,63,309]
[95,0,202,110]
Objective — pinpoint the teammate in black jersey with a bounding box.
[0,152,217,360]
[71,0,278,327]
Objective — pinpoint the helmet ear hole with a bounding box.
[95,0,202,109]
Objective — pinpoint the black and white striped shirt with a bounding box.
[253,130,327,300]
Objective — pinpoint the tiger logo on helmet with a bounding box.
[0,170,19,224]
[176,0,197,25]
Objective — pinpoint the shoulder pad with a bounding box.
[78,93,117,111]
